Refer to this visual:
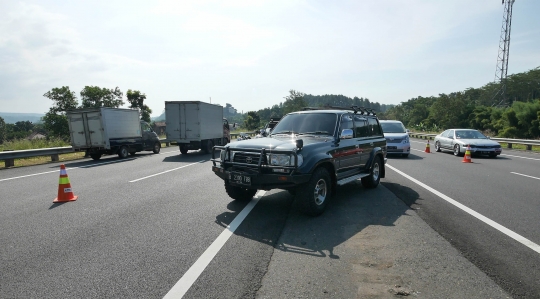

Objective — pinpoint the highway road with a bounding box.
[0,139,538,298]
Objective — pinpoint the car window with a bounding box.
[340,114,355,136]
[354,115,368,137]
[272,113,337,136]
[448,130,455,138]
[380,122,406,133]
[367,118,382,136]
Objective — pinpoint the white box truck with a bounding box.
[67,107,161,160]
[165,101,230,154]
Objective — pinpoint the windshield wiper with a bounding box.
[297,131,330,136]
[272,131,297,135]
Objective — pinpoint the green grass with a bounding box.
[0,138,177,169]
[0,137,69,151]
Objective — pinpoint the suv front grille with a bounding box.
[233,152,265,166]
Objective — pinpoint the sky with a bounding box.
[1,0,539,116]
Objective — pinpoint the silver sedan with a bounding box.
[434,129,502,158]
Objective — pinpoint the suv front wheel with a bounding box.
[296,167,331,216]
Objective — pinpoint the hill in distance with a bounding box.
[0,112,45,124]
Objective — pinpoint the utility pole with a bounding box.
[493,0,516,107]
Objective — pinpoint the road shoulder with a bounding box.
[257,183,511,298]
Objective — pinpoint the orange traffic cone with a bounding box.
[462,145,473,163]
[425,140,431,153]
[53,164,78,203]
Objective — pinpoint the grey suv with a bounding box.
[212,106,387,216]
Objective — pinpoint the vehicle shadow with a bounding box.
[387,154,423,160]
[214,181,420,259]
[161,151,213,163]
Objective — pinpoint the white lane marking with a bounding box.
[0,158,136,182]
[129,160,206,182]
[387,164,540,255]
[502,154,540,161]
[163,190,266,299]
[511,172,540,180]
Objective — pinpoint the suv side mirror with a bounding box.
[340,129,353,139]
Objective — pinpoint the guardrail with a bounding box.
[408,132,540,150]
[2,134,538,168]
[0,147,74,167]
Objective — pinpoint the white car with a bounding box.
[434,129,502,158]
[379,120,410,157]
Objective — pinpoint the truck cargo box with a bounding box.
[67,108,142,150]
[165,101,223,142]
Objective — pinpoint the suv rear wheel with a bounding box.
[296,167,331,216]
[361,156,381,188]
[225,182,257,201]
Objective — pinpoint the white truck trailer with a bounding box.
[67,107,161,160]
[164,101,230,154]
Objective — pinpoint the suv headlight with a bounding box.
[220,149,235,161]
[220,149,228,161]
[266,154,303,167]
[402,136,409,144]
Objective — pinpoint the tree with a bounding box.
[243,111,261,130]
[283,90,307,114]
[126,89,152,122]
[80,86,124,108]
[0,116,6,144]
[42,86,79,140]
[43,86,78,113]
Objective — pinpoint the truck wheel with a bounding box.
[203,140,214,154]
[225,182,257,201]
[118,146,129,159]
[152,142,161,154]
[179,145,188,154]
[361,156,381,189]
[296,167,331,216]
[90,153,102,160]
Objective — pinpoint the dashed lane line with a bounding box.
[128,160,207,182]
[0,150,181,183]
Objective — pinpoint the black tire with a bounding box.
[296,167,331,216]
[203,140,214,154]
[179,145,188,155]
[435,141,442,152]
[152,142,161,154]
[225,182,257,201]
[90,153,102,160]
[361,156,382,189]
[287,188,297,196]
[118,146,129,159]
[453,144,462,157]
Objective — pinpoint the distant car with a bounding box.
[379,120,410,157]
[434,129,502,158]
[237,132,251,141]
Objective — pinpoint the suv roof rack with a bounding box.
[302,105,377,116]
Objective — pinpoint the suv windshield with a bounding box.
[271,113,337,136]
[380,122,406,133]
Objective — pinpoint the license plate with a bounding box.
[230,172,251,185]
[388,146,397,150]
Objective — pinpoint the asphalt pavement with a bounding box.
[256,181,512,299]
